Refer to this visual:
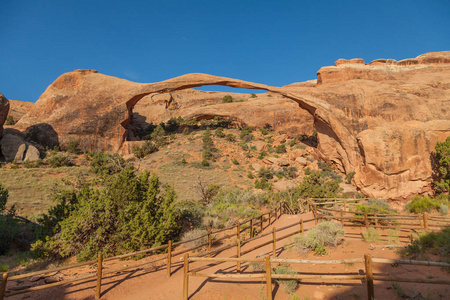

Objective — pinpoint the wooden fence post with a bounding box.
[0,273,8,300]
[364,213,369,228]
[260,215,263,232]
[374,212,378,227]
[249,219,254,238]
[299,218,304,234]
[207,230,212,252]
[167,240,172,277]
[183,254,189,300]
[423,213,428,230]
[272,227,276,257]
[364,254,374,300]
[340,210,344,225]
[265,255,272,300]
[269,212,271,225]
[343,199,347,211]
[95,253,103,299]
[237,222,241,273]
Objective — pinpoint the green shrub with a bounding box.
[67,140,81,154]
[201,159,210,167]
[232,159,239,165]
[250,93,257,98]
[274,266,299,294]
[182,127,190,135]
[215,127,225,138]
[362,227,381,243]
[222,95,233,103]
[240,126,254,142]
[5,115,15,125]
[48,155,73,167]
[405,195,449,214]
[258,167,273,180]
[33,168,180,261]
[247,172,254,179]
[401,227,450,259]
[440,204,449,216]
[434,136,450,193]
[225,134,236,142]
[23,159,42,168]
[275,144,286,153]
[345,172,355,184]
[90,152,125,175]
[356,199,396,215]
[292,171,342,198]
[293,221,344,255]
[133,140,158,158]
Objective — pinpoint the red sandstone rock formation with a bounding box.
[12,51,450,200]
[0,93,10,135]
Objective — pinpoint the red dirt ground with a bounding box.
[6,212,450,300]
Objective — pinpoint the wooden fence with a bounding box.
[1,198,449,300]
[0,203,287,299]
[307,198,450,231]
[183,255,450,300]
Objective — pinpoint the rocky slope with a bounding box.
[4,51,450,200]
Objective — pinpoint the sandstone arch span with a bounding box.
[14,51,450,200]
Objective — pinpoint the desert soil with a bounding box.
[7,212,449,300]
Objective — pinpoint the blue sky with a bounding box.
[0,0,449,102]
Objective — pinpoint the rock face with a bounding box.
[13,51,450,200]
[7,100,34,123]
[0,93,10,135]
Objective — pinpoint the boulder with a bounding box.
[24,145,40,162]
[251,163,262,172]
[295,157,308,166]
[249,140,268,152]
[0,134,26,162]
[273,179,297,191]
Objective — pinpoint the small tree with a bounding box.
[222,95,233,103]
[435,137,450,193]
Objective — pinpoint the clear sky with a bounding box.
[1,0,449,102]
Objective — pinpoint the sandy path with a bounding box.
[7,212,449,300]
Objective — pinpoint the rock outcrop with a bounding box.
[12,51,450,200]
[0,93,10,135]
[7,100,34,123]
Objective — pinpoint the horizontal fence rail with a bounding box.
[2,198,449,300]
[183,254,450,300]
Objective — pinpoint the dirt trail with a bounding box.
[7,212,449,300]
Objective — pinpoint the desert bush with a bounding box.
[150,124,168,147]
[222,95,233,103]
[293,221,344,255]
[215,127,225,138]
[405,194,449,214]
[225,133,236,142]
[48,154,73,167]
[33,167,181,261]
[133,140,158,158]
[434,136,450,193]
[23,159,42,168]
[275,144,286,153]
[5,115,15,125]
[345,171,355,184]
[181,229,209,249]
[67,140,81,154]
[258,167,273,180]
[292,171,342,198]
[177,200,204,228]
[248,259,264,271]
[240,126,254,142]
[274,266,299,294]
[90,152,125,175]
[387,229,399,244]
[356,199,396,215]
[401,227,450,259]
[440,204,449,216]
[362,227,381,243]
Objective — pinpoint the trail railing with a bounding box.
[0,203,286,299]
[183,254,450,300]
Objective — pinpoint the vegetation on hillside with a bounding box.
[434,136,450,193]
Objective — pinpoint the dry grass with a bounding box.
[0,166,90,219]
